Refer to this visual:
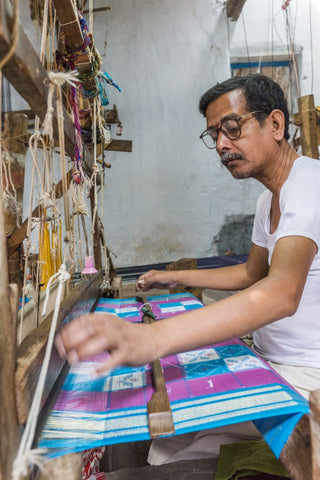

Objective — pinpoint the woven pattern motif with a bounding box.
[40,293,309,458]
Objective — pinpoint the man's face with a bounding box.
[205,89,272,180]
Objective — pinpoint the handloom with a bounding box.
[39,293,309,460]
[139,300,175,438]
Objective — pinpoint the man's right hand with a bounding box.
[136,269,179,291]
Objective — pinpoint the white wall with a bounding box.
[95,0,263,267]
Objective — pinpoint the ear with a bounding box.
[268,109,285,141]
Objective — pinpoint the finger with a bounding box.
[71,332,112,362]
[55,333,67,358]
[94,350,125,375]
[141,285,152,292]
[136,278,145,291]
[57,315,95,352]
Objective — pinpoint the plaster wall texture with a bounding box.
[15,0,320,268]
[99,0,320,267]
[95,0,263,267]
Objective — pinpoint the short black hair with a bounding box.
[199,74,290,140]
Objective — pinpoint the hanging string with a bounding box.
[12,265,70,480]
[19,132,41,343]
[241,10,251,73]
[43,71,80,237]
[90,97,99,257]
[308,0,314,93]
[96,97,110,286]
[284,4,301,98]
[97,96,111,146]
[1,149,22,228]
[89,0,94,39]
[39,0,50,64]
[19,0,57,330]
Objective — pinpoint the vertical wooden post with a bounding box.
[3,112,28,294]
[309,389,320,479]
[0,199,19,480]
[298,95,319,159]
[89,187,102,271]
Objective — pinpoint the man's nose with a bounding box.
[216,130,233,152]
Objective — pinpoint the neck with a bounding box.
[256,142,299,195]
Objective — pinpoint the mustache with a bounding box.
[220,152,243,166]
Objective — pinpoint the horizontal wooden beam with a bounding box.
[1,109,35,120]
[6,169,73,257]
[83,7,111,15]
[105,139,132,152]
[227,0,247,21]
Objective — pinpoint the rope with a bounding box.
[284,6,301,97]
[19,0,57,330]
[89,0,94,38]
[42,70,80,145]
[18,133,40,343]
[90,98,99,256]
[12,264,70,480]
[1,149,21,227]
[43,71,80,237]
[39,0,50,65]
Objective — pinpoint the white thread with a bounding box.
[42,84,55,144]
[42,71,80,144]
[19,133,39,344]
[31,217,41,229]
[12,448,49,479]
[48,70,80,88]
[90,98,100,256]
[39,191,54,208]
[12,264,70,480]
[100,279,110,294]
[22,282,35,298]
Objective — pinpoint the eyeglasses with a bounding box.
[199,111,264,149]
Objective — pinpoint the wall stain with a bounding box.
[130,222,185,265]
[213,214,254,256]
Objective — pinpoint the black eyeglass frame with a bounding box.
[199,110,265,149]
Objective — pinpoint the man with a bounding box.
[56,75,320,460]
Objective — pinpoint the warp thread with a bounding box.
[12,265,70,480]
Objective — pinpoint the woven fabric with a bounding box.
[39,293,309,459]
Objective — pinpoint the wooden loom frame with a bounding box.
[0,2,115,478]
[1,1,320,479]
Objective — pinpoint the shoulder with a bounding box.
[288,156,320,179]
[282,156,320,199]
[256,189,271,212]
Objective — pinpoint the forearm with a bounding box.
[167,263,256,291]
[152,276,294,359]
